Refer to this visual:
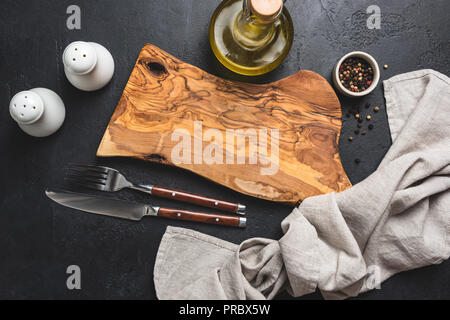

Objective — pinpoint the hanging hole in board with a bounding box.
[147,62,167,77]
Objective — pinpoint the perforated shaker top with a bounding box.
[9,91,45,125]
[63,41,97,75]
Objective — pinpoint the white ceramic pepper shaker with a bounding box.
[62,41,115,91]
[9,88,66,137]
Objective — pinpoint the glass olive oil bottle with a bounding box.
[209,0,294,76]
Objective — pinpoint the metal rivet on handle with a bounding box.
[216,218,220,222]
[177,213,181,217]
[214,201,219,206]
[172,192,176,197]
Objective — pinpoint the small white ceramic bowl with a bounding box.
[332,51,380,97]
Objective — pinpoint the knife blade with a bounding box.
[45,188,246,228]
[46,188,153,221]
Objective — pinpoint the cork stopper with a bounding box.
[250,0,283,19]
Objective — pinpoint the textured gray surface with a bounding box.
[0,0,449,299]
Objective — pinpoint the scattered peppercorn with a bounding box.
[347,102,381,139]
[346,113,350,118]
[384,64,389,69]
[339,57,374,92]
[355,158,361,164]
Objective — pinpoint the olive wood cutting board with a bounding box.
[97,44,352,205]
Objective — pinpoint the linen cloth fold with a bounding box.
[153,69,450,300]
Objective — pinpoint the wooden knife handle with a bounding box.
[152,186,245,214]
[157,207,246,228]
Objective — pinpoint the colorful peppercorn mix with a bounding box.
[339,57,374,93]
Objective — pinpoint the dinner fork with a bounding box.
[65,164,246,215]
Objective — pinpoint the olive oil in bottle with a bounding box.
[209,0,294,76]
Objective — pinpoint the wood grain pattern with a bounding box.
[97,44,352,205]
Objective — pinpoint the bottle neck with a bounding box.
[233,0,282,50]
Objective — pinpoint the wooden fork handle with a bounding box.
[151,186,246,215]
[157,208,246,228]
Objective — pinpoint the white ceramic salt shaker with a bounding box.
[62,41,115,91]
[9,88,66,137]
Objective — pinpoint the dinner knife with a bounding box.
[45,189,246,228]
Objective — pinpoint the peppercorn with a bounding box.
[357,123,363,128]
[365,103,371,109]
[355,158,361,164]
[354,129,360,134]
[368,124,374,130]
[355,113,360,119]
[366,115,372,120]
[339,57,374,92]
[348,136,354,141]
[361,130,367,135]
[374,106,380,112]
[358,118,363,123]
[384,64,388,69]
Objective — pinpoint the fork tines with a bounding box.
[65,164,109,191]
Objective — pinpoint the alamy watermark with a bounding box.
[365,265,382,290]
[66,5,81,30]
[367,5,381,30]
[66,265,81,290]
[171,121,279,175]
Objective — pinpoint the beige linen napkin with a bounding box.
[153,69,450,300]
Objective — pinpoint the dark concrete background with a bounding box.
[0,0,449,299]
